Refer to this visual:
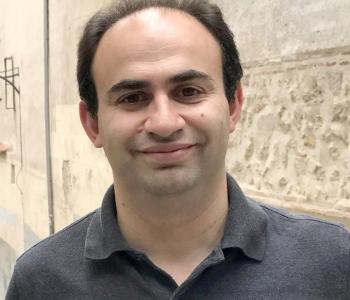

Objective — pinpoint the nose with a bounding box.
[143,94,185,138]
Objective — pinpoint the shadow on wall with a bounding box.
[0,238,17,299]
[24,224,41,250]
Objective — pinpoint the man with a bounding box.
[6,0,349,299]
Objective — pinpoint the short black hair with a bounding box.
[77,0,243,116]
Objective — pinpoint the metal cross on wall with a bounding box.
[0,56,20,110]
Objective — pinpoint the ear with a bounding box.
[79,101,102,148]
[228,82,244,133]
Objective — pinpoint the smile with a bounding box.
[138,144,196,164]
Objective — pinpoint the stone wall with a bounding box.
[227,48,350,226]
[216,0,350,226]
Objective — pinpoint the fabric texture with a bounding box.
[6,175,350,299]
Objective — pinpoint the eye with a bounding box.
[182,87,201,96]
[174,86,204,102]
[118,92,150,106]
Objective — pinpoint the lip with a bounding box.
[138,143,196,164]
[140,143,195,153]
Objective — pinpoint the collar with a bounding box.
[84,185,131,259]
[221,175,267,261]
[84,174,267,261]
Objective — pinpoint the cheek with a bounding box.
[100,111,141,139]
[100,113,150,160]
[194,104,230,132]
[98,120,123,152]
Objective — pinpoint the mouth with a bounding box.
[140,144,195,153]
[138,144,196,164]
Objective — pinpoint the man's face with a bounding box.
[82,8,243,195]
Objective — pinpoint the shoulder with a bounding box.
[251,198,350,254]
[6,210,98,299]
[259,199,348,232]
[15,210,97,272]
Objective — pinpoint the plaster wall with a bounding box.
[0,0,49,297]
[48,0,112,231]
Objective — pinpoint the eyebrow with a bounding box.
[167,69,213,84]
[107,69,213,96]
[107,80,150,96]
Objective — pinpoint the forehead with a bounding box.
[92,8,222,88]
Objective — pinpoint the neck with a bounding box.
[114,172,229,283]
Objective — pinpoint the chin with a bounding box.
[137,167,201,196]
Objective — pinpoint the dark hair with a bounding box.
[77,0,243,116]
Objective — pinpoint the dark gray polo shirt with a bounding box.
[6,175,350,299]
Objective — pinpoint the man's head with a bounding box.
[77,0,243,117]
[78,0,244,195]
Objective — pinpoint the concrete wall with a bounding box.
[0,0,349,297]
